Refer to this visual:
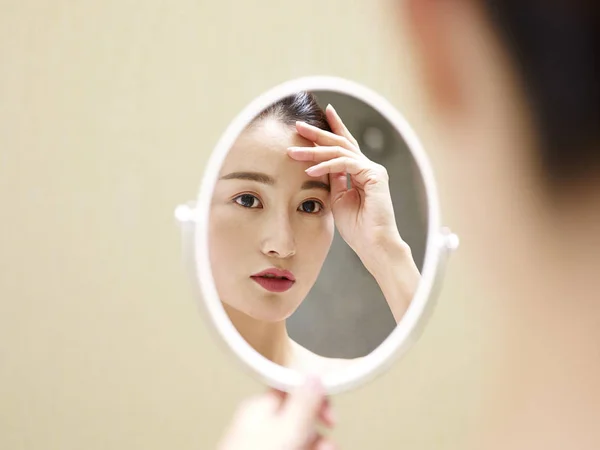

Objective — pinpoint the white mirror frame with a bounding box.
[175,76,459,395]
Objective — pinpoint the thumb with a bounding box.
[281,376,327,435]
[329,172,349,204]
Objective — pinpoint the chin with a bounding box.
[223,295,299,323]
[219,281,309,323]
[245,302,298,323]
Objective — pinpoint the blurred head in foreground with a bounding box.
[400,1,599,448]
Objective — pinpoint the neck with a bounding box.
[478,191,600,450]
[223,303,293,367]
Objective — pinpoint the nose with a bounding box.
[260,211,296,259]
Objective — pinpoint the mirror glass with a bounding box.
[204,88,428,376]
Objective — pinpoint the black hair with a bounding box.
[482,1,599,185]
[251,91,332,132]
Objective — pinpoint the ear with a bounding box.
[403,0,484,115]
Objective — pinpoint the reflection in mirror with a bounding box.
[208,90,426,375]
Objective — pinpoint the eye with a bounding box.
[234,194,262,209]
[298,200,323,214]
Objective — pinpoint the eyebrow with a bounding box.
[301,180,330,192]
[220,171,330,192]
[220,171,274,184]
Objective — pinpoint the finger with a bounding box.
[243,391,281,415]
[287,145,357,163]
[318,397,337,428]
[230,392,281,430]
[270,388,288,407]
[280,376,327,434]
[272,388,336,428]
[309,434,338,450]
[296,121,358,152]
[329,172,349,201]
[305,157,367,178]
[306,157,383,188]
[270,388,287,398]
[312,437,338,450]
[325,104,359,148]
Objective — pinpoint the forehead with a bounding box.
[220,119,316,175]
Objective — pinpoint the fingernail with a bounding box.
[296,120,307,127]
[327,104,336,113]
[305,166,317,175]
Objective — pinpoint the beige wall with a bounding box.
[0,1,484,449]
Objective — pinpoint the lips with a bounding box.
[251,268,296,293]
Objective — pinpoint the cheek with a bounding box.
[296,214,334,260]
[322,214,335,245]
[208,208,255,274]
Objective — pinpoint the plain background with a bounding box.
[0,1,487,449]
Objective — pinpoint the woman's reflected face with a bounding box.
[209,118,335,322]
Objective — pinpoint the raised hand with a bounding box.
[288,104,401,264]
[288,104,421,322]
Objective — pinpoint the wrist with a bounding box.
[360,231,421,323]
[360,229,412,271]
